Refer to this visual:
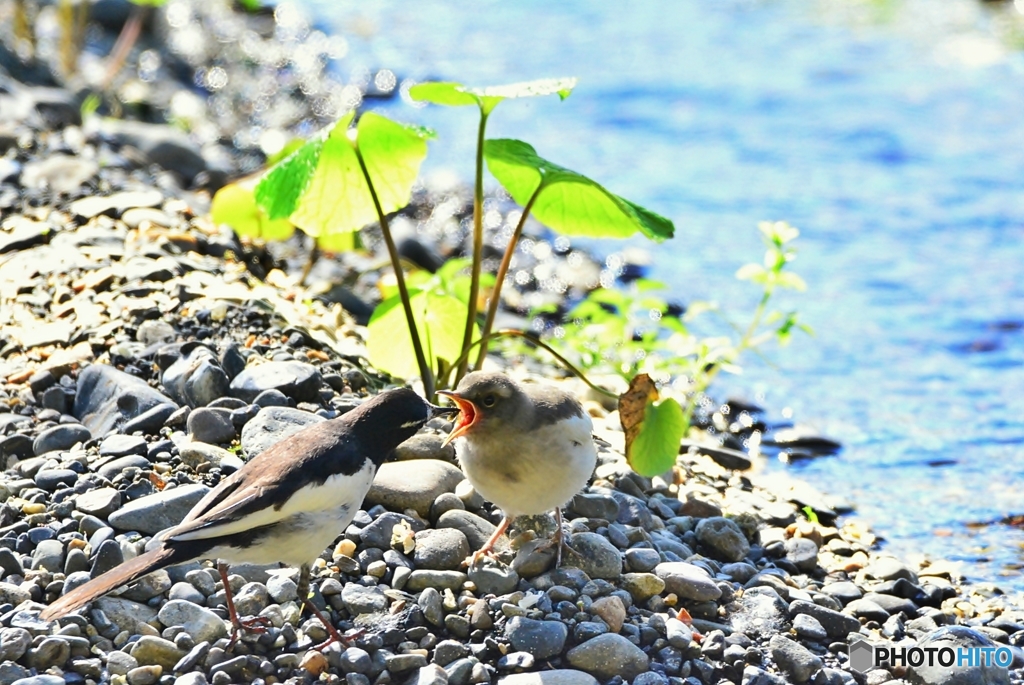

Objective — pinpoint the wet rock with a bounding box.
[162,346,231,409]
[32,423,90,455]
[395,433,456,463]
[240,406,324,457]
[229,361,322,403]
[436,510,499,551]
[367,460,465,517]
[504,617,568,659]
[769,635,822,683]
[654,562,722,601]
[414,528,471,571]
[695,516,750,562]
[74,364,177,436]
[75,487,122,518]
[108,483,210,534]
[99,434,148,458]
[157,600,227,643]
[186,407,236,444]
[565,633,649,680]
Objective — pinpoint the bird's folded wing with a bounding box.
[166,460,376,542]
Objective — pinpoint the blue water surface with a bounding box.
[308,0,1024,588]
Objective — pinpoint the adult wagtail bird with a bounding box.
[438,372,597,566]
[40,387,456,647]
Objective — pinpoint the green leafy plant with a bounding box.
[230,77,673,401]
[510,220,809,476]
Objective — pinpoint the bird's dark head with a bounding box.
[347,387,456,461]
[437,371,527,445]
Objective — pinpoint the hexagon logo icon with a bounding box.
[849,640,875,673]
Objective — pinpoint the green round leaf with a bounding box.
[628,397,685,477]
[410,78,577,115]
[211,182,294,242]
[484,139,674,241]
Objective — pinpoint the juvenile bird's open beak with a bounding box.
[436,391,478,447]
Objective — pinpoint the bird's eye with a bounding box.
[481,395,496,408]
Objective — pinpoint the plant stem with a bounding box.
[473,182,544,370]
[354,146,434,399]
[102,5,145,91]
[448,328,618,399]
[454,110,490,385]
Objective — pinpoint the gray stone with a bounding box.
[792,613,828,642]
[722,561,759,583]
[742,666,788,685]
[497,671,599,685]
[567,532,621,579]
[620,573,665,603]
[865,557,918,583]
[34,468,78,490]
[654,562,723,601]
[76,487,121,518]
[788,600,860,639]
[167,581,205,605]
[367,460,465,517]
[505,617,568,659]
[468,563,519,596]
[695,516,750,562]
[342,583,388,615]
[162,346,231,409]
[129,635,184,669]
[908,626,1009,685]
[568,493,620,521]
[177,440,232,469]
[405,571,468,592]
[624,547,661,572]
[121,403,178,435]
[386,654,429,673]
[436,510,500,551]
[0,583,30,606]
[74,364,176,436]
[31,539,64,571]
[106,650,139,676]
[240,406,324,458]
[94,597,160,637]
[414,528,470,571]
[187,407,237,444]
[785,537,819,573]
[846,598,890,623]
[395,433,456,463]
[229,361,322,403]
[108,483,210,534]
[419,587,444,626]
[769,635,822,684]
[120,570,171,602]
[158,600,227,643]
[565,633,649,680]
[359,512,426,550]
[32,423,90,455]
[433,640,471,667]
[27,637,69,670]
[126,665,162,685]
[0,627,31,662]
[820,581,863,605]
[267,573,298,603]
[97,455,151,481]
[99,434,148,457]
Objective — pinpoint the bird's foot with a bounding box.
[311,626,365,653]
[227,615,272,647]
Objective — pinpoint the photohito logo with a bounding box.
[849,641,1013,673]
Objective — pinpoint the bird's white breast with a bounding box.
[457,413,597,517]
[200,460,376,568]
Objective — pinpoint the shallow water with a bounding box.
[308,0,1024,589]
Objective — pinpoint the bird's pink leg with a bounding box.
[535,509,573,568]
[295,564,363,652]
[219,562,271,647]
[471,515,512,566]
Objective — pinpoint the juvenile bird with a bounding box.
[40,387,456,647]
[438,371,597,566]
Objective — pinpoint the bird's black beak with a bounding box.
[429,404,460,419]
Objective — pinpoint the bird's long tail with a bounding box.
[40,544,184,620]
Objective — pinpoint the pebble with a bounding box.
[568,532,622,579]
[619,573,664,603]
[788,600,860,638]
[623,547,661,572]
[437,510,500,551]
[240,406,324,457]
[792,613,828,642]
[565,633,649,680]
[468,564,520,596]
[162,346,231,409]
[98,434,149,458]
[694,516,750,562]
[157,600,227,643]
[186,407,237,444]
[108,483,211,533]
[75,487,122,518]
[74,364,177,436]
[504,617,568,660]
[414,528,471,570]
[496,671,598,685]
[130,635,185,669]
[406,570,468,592]
[342,583,388,615]
[395,433,456,463]
[590,596,626,633]
[768,635,822,684]
[367,460,466,517]
[229,360,322,403]
[654,562,723,601]
[32,423,90,455]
